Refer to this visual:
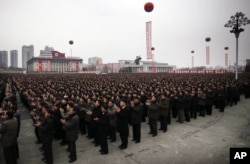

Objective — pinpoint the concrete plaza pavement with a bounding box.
[1,96,250,164]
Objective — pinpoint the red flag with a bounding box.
[52,51,65,58]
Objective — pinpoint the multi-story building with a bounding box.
[0,50,8,67]
[88,57,102,65]
[10,50,18,68]
[27,51,83,73]
[22,45,34,69]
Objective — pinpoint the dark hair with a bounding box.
[101,104,108,110]
[6,111,14,119]
[68,102,74,109]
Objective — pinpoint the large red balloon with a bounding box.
[224,47,229,50]
[69,40,74,45]
[144,2,154,12]
[151,47,155,50]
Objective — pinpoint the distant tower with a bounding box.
[22,45,34,69]
[146,21,156,72]
[10,50,18,68]
[0,50,8,67]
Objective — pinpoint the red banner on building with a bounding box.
[52,51,65,58]
[68,61,72,71]
[76,61,79,72]
[47,60,51,72]
[38,60,43,72]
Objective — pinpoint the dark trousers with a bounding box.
[159,116,168,132]
[86,121,93,138]
[3,145,17,164]
[15,142,19,159]
[190,105,197,119]
[109,125,116,141]
[149,119,157,135]
[93,123,100,145]
[79,118,86,134]
[43,141,53,164]
[35,127,41,142]
[99,132,108,153]
[132,124,141,142]
[198,105,205,117]
[119,132,128,148]
[206,105,213,115]
[68,141,77,160]
[177,108,185,123]
[184,108,190,122]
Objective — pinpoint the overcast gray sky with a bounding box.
[0,0,250,68]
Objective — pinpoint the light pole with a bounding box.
[224,12,250,80]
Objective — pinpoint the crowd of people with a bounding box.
[0,73,250,164]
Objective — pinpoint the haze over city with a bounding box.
[0,0,250,68]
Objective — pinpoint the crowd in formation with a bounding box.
[0,73,250,164]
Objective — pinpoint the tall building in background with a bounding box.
[10,50,18,68]
[88,57,102,65]
[22,45,34,69]
[0,50,8,68]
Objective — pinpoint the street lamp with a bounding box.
[224,12,250,80]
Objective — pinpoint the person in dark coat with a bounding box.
[0,111,18,164]
[183,91,191,122]
[91,100,102,147]
[197,90,206,117]
[190,90,198,119]
[146,95,159,137]
[34,104,54,164]
[216,86,226,112]
[84,98,95,139]
[107,100,117,142]
[130,96,143,143]
[77,97,86,135]
[158,94,170,133]
[175,92,185,123]
[61,102,79,163]
[95,103,110,155]
[205,88,214,115]
[116,99,130,150]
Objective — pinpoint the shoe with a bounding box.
[131,139,136,141]
[110,140,116,143]
[35,141,41,144]
[163,130,167,133]
[159,128,163,130]
[41,157,46,161]
[118,145,123,149]
[101,152,108,155]
[152,134,157,137]
[81,132,86,135]
[91,141,95,144]
[66,148,70,152]
[68,159,76,163]
[68,155,71,158]
[99,149,103,152]
[94,144,99,147]
[120,146,127,150]
[60,142,67,146]
[135,141,140,144]
[148,132,152,134]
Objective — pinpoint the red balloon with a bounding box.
[151,47,155,50]
[205,37,211,42]
[69,40,74,45]
[224,47,229,50]
[144,2,154,12]
[191,50,194,53]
